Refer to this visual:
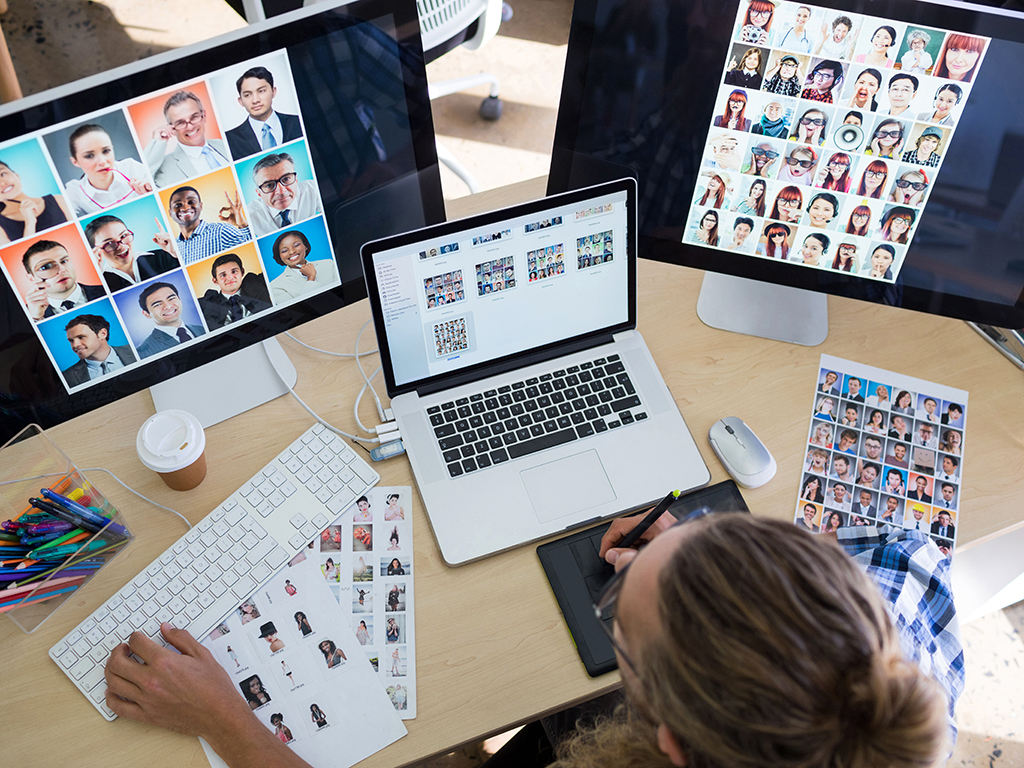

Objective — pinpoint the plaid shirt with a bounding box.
[838,526,965,745]
[801,86,834,103]
[902,149,943,167]
[177,220,252,265]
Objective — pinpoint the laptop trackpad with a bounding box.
[521,450,616,524]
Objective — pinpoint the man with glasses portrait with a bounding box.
[247,152,323,237]
[84,214,180,292]
[144,91,231,188]
[21,239,106,321]
[800,59,844,102]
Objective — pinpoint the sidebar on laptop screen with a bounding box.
[373,187,630,388]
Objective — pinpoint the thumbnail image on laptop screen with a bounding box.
[0,49,342,394]
[370,186,631,389]
[686,0,987,283]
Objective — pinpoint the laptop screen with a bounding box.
[364,181,635,393]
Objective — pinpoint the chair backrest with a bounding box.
[417,0,494,52]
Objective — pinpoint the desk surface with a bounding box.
[4,177,1024,768]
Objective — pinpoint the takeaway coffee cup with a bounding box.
[136,410,207,491]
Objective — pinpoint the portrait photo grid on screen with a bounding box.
[0,48,339,394]
[796,361,967,561]
[687,0,988,282]
[380,200,625,385]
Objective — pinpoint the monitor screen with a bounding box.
[0,0,444,443]
[547,0,1024,330]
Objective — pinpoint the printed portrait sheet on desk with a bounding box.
[313,485,417,718]
[199,545,406,768]
[796,354,967,558]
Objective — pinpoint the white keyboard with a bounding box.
[49,422,379,720]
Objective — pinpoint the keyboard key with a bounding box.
[477,454,492,469]
[427,405,441,414]
[491,449,510,463]
[448,462,464,477]
[611,395,642,412]
[434,423,456,438]
[462,457,478,472]
[507,428,577,459]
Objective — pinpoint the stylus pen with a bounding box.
[616,489,682,550]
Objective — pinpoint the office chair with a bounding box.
[240,0,506,193]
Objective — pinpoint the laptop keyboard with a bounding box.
[426,354,647,478]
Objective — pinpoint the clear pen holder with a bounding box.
[0,424,133,634]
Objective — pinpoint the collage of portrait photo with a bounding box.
[577,230,614,270]
[0,48,340,393]
[527,243,565,282]
[686,0,988,282]
[432,317,469,358]
[407,201,621,367]
[795,356,967,560]
[423,269,465,309]
[475,255,516,296]
[313,486,416,717]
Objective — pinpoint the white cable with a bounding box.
[354,364,385,434]
[354,320,387,423]
[283,331,377,358]
[1,468,192,531]
[263,340,381,445]
[81,468,192,530]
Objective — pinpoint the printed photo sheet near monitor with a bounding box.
[368,187,629,392]
[0,0,443,443]
[547,0,1024,330]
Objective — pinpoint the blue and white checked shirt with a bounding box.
[838,526,965,744]
[177,220,252,265]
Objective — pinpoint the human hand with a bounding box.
[104,623,251,737]
[220,191,248,229]
[152,126,173,143]
[129,177,154,195]
[151,217,175,252]
[20,197,40,228]
[25,280,49,320]
[599,510,676,571]
[299,262,317,281]
[728,56,738,70]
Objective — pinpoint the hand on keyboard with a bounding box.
[104,622,244,735]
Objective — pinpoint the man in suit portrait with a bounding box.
[817,370,839,395]
[844,376,864,402]
[794,503,820,533]
[854,490,876,519]
[930,511,955,539]
[247,152,323,237]
[144,91,231,187]
[22,240,106,322]
[937,482,958,510]
[84,215,180,292]
[906,475,933,503]
[198,253,272,329]
[226,66,303,160]
[62,313,137,386]
[136,281,206,358]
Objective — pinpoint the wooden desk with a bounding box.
[3,177,1023,768]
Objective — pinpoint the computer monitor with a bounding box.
[547,0,1024,344]
[0,0,444,444]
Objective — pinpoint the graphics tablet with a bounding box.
[537,480,749,676]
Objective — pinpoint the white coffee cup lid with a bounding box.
[137,410,206,473]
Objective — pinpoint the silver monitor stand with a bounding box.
[696,272,828,346]
[149,337,298,429]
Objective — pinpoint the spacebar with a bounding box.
[507,429,577,459]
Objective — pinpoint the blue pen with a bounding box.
[39,490,129,539]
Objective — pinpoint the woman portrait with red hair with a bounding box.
[737,0,776,45]
[934,33,986,82]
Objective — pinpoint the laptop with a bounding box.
[361,178,710,564]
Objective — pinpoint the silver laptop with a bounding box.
[361,178,709,564]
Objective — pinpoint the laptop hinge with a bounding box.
[415,331,619,398]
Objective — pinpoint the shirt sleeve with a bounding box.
[839,525,965,745]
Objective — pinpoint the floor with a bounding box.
[1,1,1021,766]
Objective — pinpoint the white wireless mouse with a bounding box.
[708,417,777,489]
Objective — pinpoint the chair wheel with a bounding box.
[480,96,502,121]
